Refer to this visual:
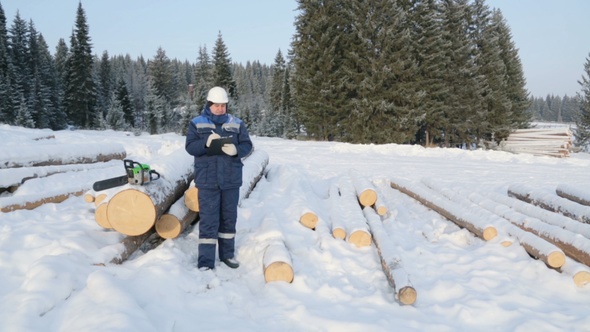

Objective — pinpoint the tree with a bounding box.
[575,53,590,150]
[97,50,113,118]
[212,31,237,99]
[0,2,12,124]
[63,2,97,128]
[193,45,212,108]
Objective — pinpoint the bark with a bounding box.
[1,143,126,168]
[390,178,497,241]
[0,189,86,212]
[556,184,590,207]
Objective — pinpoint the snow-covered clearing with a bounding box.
[1,124,590,331]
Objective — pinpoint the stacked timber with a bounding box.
[556,184,590,207]
[498,128,572,157]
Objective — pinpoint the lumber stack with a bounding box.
[498,128,572,157]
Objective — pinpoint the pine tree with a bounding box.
[193,45,212,109]
[8,12,30,125]
[0,2,11,124]
[14,93,34,128]
[114,78,134,126]
[63,2,97,128]
[97,50,113,119]
[148,47,174,131]
[575,54,590,150]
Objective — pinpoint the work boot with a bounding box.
[222,258,239,269]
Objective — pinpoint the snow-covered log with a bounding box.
[263,242,294,283]
[0,189,86,213]
[508,184,590,224]
[422,179,566,269]
[257,214,294,283]
[484,191,590,240]
[338,175,372,248]
[349,169,378,207]
[556,184,590,207]
[0,160,121,191]
[560,258,590,287]
[0,142,127,168]
[109,229,157,264]
[390,178,497,241]
[155,193,198,239]
[363,207,417,305]
[106,149,194,236]
[238,149,269,205]
[328,182,346,240]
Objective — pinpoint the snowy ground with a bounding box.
[1,124,590,332]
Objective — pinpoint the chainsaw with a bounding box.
[92,159,160,191]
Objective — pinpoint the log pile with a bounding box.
[556,184,590,207]
[498,128,573,158]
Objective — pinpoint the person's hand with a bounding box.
[221,143,237,156]
[206,132,221,147]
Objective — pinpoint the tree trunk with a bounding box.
[184,184,199,212]
[239,149,269,205]
[329,182,346,240]
[349,169,377,207]
[109,229,157,264]
[1,189,86,212]
[156,193,198,239]
[299,211,318,229]
[363,207,417,305]
[338,175,372,248]
[390,178,497,241]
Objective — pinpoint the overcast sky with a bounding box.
[3,0,589,97]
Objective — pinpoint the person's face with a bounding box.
[210,103,227,115]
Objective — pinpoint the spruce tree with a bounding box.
[63,2,97,128]
[193,45,212,109]
[8,12,30,125]
[575,54,590,150]
[97,50,113,119]
[0,2,11,124]
[212,32,237,99]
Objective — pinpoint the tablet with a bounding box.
[207,136,233,156]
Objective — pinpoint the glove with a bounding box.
[206,132,221,147]
[221,143,237,156]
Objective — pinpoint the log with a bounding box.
[94,202,112,229]
[363,207,417,305]
[84,192,95,203]
[556,184,590,207]
[421,179,566,269]
[109,228,157,264]
[238,149,269,205]
[349,169,377,207]
[0,142,127,168]
[329,182,346,240]
[155,193,198,239]
[390,178,497,241]
[560,259,590,287]
[508,184,590,224]
[338,175,372,248]
[0,189,86,212]
[373,196,388,216]
[184,184,199,212]
[299,211,318,229]
[106,149,194,236]
[484,191,590,240]
[263,242,294,283]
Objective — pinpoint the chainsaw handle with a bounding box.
[149,170,161,181]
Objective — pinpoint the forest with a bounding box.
[0,0,589,148]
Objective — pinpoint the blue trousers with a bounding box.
[197,187,239,268]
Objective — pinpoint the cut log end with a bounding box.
[94,193,107,207]
[155,214,182,239]
[573,271,590,287]
[398,286,417,305]
[482,226,497,241]
[332,227,346,240]
[84,193,95,203]
[348,230,372,248]
[547,251,566,269]
[358,189,377,207]
[94,203,112,229]
[264,261,294,283]
[184,186,199,212]
[376,205,387,216]
[300,211,318,229]
[107,189,156,236]
[500,240,513,247]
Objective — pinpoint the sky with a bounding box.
[1,123,590,331]
[2,0,590,97]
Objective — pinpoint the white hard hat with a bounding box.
[206,86,229,103]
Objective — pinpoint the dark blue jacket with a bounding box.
[185,107,253,190]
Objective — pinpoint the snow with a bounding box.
[1,124,590,331]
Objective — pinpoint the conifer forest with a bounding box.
[0,0,589,148]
